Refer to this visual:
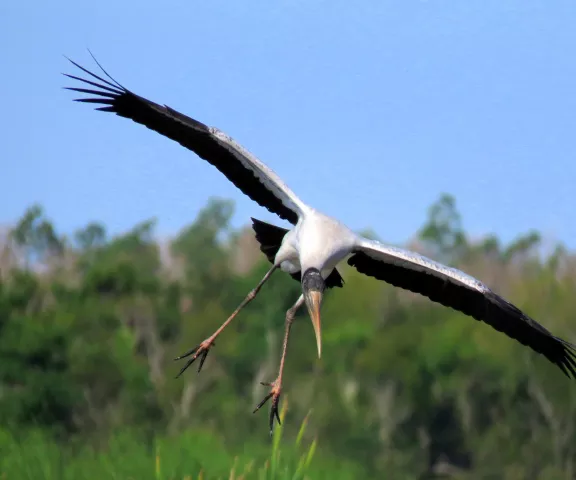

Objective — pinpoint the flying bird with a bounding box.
[64,55,576,435]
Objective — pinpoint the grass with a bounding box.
[0,399,365,479]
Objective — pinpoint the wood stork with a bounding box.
[64,56,575,434]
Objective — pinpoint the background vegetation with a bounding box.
[1,194,574,479]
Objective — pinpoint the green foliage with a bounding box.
[1,194,575,478]
[418,193,467,264]
[0,408,362,479]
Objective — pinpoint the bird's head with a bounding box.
[302,267,325,359]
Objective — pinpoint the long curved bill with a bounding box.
[304,290,323,358]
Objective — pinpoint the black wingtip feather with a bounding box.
[65,87,117,98]
[63,58,129,116]
[63,73,122,94]
[562,343,576,378]
[74,98,115,105]
[87,49,124,89]
[485,290,576,380]
[66,51,126,92]
[65,56,121,91]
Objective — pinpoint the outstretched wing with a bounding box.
[348,237,576,378]
[64,56,308,224]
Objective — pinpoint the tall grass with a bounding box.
[0,401,364,479]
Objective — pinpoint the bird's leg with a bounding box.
[175,265,278,377]
[254,294,305,436]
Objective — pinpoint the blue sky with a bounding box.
[2,0,575,250]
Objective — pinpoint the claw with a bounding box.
[272,396,281,425]
[174,343,201,361]
[174,340,213,378]
[197,348,209,373]
[253,392,274,413]
[253,383,282,436]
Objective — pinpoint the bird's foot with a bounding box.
[174,338,215,377]
[253,379,283,436]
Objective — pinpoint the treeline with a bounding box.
[0,194,575,479]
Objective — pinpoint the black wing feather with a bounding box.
[251,218,344,289]
[64,58,299,224]
[67,87,118,98]
[348,250,576,379]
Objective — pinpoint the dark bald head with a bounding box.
[302,268,325,358]
[302,267,325,293]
